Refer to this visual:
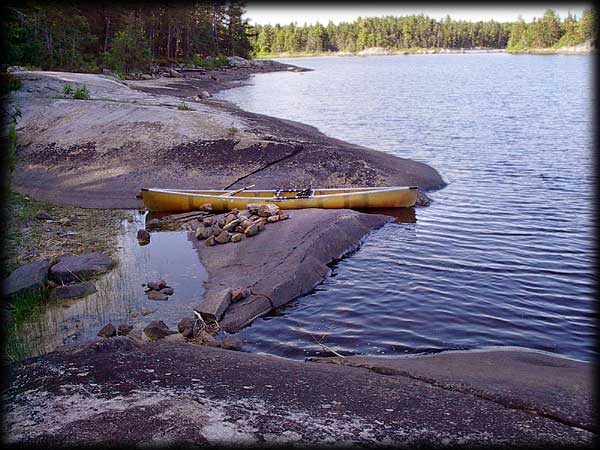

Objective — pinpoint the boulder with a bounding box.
[117,323,134,336]
[168,68,180,77]
[49,252,114,283]
[143,320,176,340]
[54,282,97,299]
[214,231,231,244]
[3,260,50,300]
[231,233,244,243]
[195,226,212,240]
[247,203,280,217]
[177,317,195,333]
[195,330,219,347]
[203,217,215,227]
[244,223,260,237]
[146,280,166,290]
[254,218,267,231]
[35,210,52,220]
[195,288,232,321]
[161,287,174,296]
[137,229,151,244]
[223,219,241,232]
[199,90,211,99]
[98,323,116,338]
[147,290,168,301]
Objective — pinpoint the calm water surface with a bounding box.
[217,54,595,361]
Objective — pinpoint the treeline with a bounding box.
[249,8,597,56]
[2,1,251,74]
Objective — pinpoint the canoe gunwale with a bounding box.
[142,186,417,202]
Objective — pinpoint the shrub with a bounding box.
[7,122,17,173]
[73,85,90,99]
[63,84,74,96]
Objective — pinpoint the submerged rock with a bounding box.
[117,323,134,336]
[147,290,168,301]
[137,229,151,245]
[161,287,174,296]
[54,282,97,299]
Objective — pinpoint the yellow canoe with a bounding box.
[141,186,417,212]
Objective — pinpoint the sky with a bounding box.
[244,4,589,26]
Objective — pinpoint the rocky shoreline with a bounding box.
[3,60,594,446]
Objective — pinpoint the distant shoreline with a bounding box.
[257,45,596,59]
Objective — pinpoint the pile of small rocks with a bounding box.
[195,203,289,246]
[144,279,174,301]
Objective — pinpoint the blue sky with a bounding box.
[245,4,589,25]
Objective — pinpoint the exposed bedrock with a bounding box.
[191,208,392,332]
[10,71,445,208]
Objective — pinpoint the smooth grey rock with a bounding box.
[3,260,50,300]
[219,295,272,332]
[196,288,232,321]
[54,282,97,299]
[193,209,392,332]
[49,253,114,283]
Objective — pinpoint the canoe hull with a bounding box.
[142,187,417,212]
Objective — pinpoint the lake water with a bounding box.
[217,54,595,362]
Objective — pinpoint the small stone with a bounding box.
[141,307,156,316]
[147,290,168,301]
[137,229,151,244]
[182,327,195,338]
[147,281,161,290]
[234,226,245,233]
[231,287,249,302]
[203,217,214,227]
[223,219,241,232]
[35,210,52,220]
[267,215,280,223]
[231,233,244,243]
[224,213,237,224]
[278,211,290,220]
[240,219,253,229]
[254,218,267,231]
[143,320,176,340]
[199,203,213,212]
[248,203,280,217]
[196,330,218,347]
[146,218,160,229]
[98,323,116,338]
[200,90,211,99]
[117,323,134,336]
[161,287,174,295]
[238,210,251,219]
[230,209,240,216]
[164,333,186,343]
[244,223,260,237]
[195,226,212,240]
[177,317,195,333]
[214,231,231,244]
[222,335,243,351]
[58,217,72,226]
[205,236,216,246]
[216,218,226,228]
